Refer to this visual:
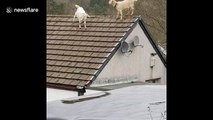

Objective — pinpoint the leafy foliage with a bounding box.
[89,0,108,15]
[47,0,65,14]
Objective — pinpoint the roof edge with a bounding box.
[137,16,167,68]
[47,83,78,91]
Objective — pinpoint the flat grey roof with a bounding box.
[47,85,166,120]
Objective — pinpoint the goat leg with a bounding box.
[120,10,123,20]
[126,8,131,16]
[73,15,76,22]
[84,20,87,29]
[116,11,120,19]
[79,20,81,29]
[131,8,134,15]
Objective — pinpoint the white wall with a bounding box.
[91,23,166,86]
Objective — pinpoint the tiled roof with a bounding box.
[47,15,139,90]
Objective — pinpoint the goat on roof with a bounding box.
[73,4,90,29]
[109,0,137,20]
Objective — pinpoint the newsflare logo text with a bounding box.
[6,7,39,13]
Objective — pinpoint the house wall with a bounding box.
[91,23,166,86]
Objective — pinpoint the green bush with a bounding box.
[47,0,65,14]
[89,0,108,15]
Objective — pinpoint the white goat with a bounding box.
[109,0,137,20]
[73,5,90,29]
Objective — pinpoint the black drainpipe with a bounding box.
[76,86,86,96]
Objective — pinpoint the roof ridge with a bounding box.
[47,14,140,19]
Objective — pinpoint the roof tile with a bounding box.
[66,74,74,79]
[67,68,75,73]
[63,80,72,85]
[70,80,80,86]
[57,79,66,84]
[71,74,81,79]
[59,67,69,72]
[48,78,58,83]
